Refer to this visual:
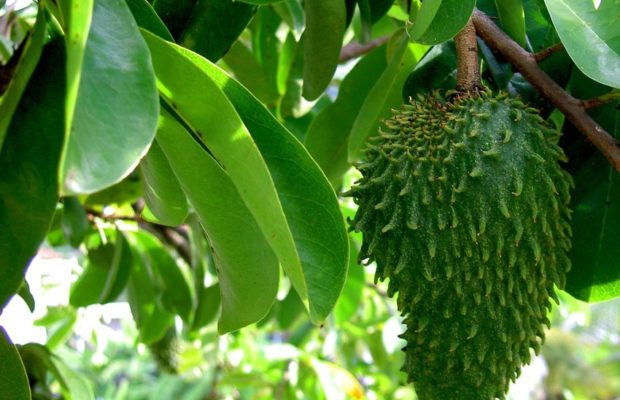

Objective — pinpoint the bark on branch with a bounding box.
[454,18,483,93]
[472,9,620,172]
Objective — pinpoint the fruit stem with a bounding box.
[454,18,483,94]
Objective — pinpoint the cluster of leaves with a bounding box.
[0,0,618,398]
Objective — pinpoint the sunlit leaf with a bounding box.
[544,0,620,88]
[61,0,159,194]
[155,110,279,333]
[414,0,476,45]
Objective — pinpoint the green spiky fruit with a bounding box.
[148,327,179,374]
[346,90,573,400]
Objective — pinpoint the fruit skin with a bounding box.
[346,90,572,400]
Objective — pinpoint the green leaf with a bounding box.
[304,44,388,187]
[61,0,159,194]
[17,281,35,312]
[402,40,457,100]
[223,41,279,105]
[143,32,307,316]
[0,328,30,400]
[49,354,95,400]
[61,197,89,248]
[334,239,364,325]
[495,0,527,47]
[348,32,428,161]
[409,0,442,41]
[309,358,364,399]
[0,5,46,151]
[415,0,476,45]
[302,0,347,100]
[151,0,196,39]
[57,0,93,154]
[159,37,351,323]
[125,0,174,41]
[564,71,620,302]
[237,0,284,4]
[131,230,194,322]
[70,231,133,307]
[0,38,66,309]
[178,0,256,61]
[155,110,279,333]
[191,283,221,332]
[125,231,176,343]
[83,172,143,206]
[276,288,305,330]
[140,140,189,226]
[544,0,620,88]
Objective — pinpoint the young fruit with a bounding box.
[346,90,572,399]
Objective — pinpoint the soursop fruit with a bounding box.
[346,90,573,400]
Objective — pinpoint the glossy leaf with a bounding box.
[0,38,66,309]
[0,328,30,400]
[125,0,174,41]
[238,0,284,4]
[158,37,351,323]
[178,0,256,61]
[0,5,46,150]
[495,0,527,47]
[564,71,620,302]
[348,33,428,161]
[61,0,159,194]
[140,140,189,226]
[304,44,388,186]
[143,32,308,318]
[544,0,620,88]
[155,110,279,333]
[415,0,476,45]
[302,0,347,100]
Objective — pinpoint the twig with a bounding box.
[86,207,193,265]
[339,35,390,63]
[472,9,620,172]
[581,92,620,109]
[533,43,564,63]
[454,18,483,93]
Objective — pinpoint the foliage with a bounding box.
[0,0,618,398]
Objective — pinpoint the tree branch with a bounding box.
[472,9,620,172]
[532,43,564,63]
[454,18,483,93]
[339,35,390,63]
[581,92,620,109]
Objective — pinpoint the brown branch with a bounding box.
[339,35,390,63]
[454,18,483,93]
[533,43,564,63]
[581,92,620,109]
[472,9,620,172]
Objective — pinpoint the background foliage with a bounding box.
[0,0,619,399]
